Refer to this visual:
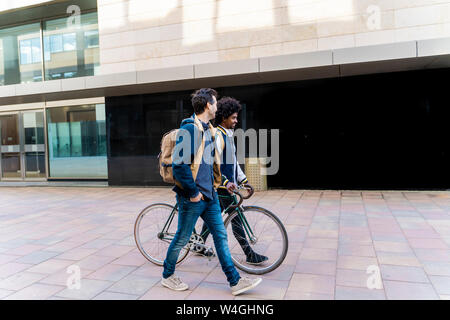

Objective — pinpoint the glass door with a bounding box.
[0,110,46,180]
[0,113,22,179]
[23,110,46,179]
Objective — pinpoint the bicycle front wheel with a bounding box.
[224,206,288,275]
[134,203,189,266]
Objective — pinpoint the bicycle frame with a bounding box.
[158,193,257,247]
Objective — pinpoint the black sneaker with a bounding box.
[195,248,215,258]
[246,253,268,265]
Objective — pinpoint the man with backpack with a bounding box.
[160,88,262,296]
[197,97,269,265]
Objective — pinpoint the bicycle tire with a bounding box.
[134,203,190,266]
[223,205,288,275]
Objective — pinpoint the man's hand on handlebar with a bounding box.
[225,182,237,194]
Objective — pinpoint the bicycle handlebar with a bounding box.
[226,184,254,210]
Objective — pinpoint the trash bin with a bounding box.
[244,157,267,191]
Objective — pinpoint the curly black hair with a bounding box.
[214,97,242,126]
[191,88,218,115]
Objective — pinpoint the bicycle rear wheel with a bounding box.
[134,203,189,266]
[224,206,288,275]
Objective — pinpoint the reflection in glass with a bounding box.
[25,152,46,178]
[43,12,99,80]
[23,111,46,178]
[0,114,19,146]
[23,111,45,145]
[0,23,42,85]
[47,104,107,178]
[2,153,21,178]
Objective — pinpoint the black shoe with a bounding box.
[195,248,215,258]
[246,252,268,265]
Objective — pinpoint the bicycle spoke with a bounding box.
[224,206,288,274]
[134,203,189,266]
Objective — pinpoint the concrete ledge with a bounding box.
[85,71,137,89]
[1,37,450,105]
[194,59,259,78]
[61,77,86,92]
[15,80,61,96]
[334,42,417,65]
[418,37,450,57]
[137,65,194,84]
[260,50,333,72]
[0,84,16,98]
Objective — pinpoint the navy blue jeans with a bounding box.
[162,192,241,287]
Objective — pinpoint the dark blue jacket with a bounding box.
[172,115,220,200]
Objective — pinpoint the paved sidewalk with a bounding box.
[0,187,449,300]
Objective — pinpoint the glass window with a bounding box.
[43,36,51,61]
[84,30,99,48]
[43,12,99,80]
[50,34,63,53]
[63,33,76,51]
[46,104,107,178]
[31,38,42,63]
[0,22,42,85]
[20,39,32,65]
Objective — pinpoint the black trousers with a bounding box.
[200,188,253,256]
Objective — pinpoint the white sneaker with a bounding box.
[161,274,189,291]
[231,277,262,296]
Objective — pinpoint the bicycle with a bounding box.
[134,185,288,275]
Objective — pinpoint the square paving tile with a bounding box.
[287,273,335,295]
[336,269,377,288]
[413,249,450,262]
[335,286,386,300]
[428,276,450,295]
[303,238,338,249]
[111,250,148,267]
[0,263,33,279]
[186,281,235,300]
[338,245,376,257]
[107,274,160,296]
[380,265,429,283]
[299,248,337,261]
[85,264,136,282]
[4,283,65,300]
[0,289,14,299]
[75,255,117,271]
[93,291,139,300]
[295,259,336,276]
[376,252,422,267]
[55,248,98,261]
[95,245,135,258]
[422,261,450,276]
[54,278,114,300]
[284,291,334,300]
[25,259,76,275]
[139,285,192,300]
[408,238,449,249]
[337,256,378,271]
[384,280,439,300]
[373,241,413,253]
[238,279,289,300]
[0,272,47,291]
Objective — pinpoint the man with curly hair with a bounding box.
[198,97,268,265]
